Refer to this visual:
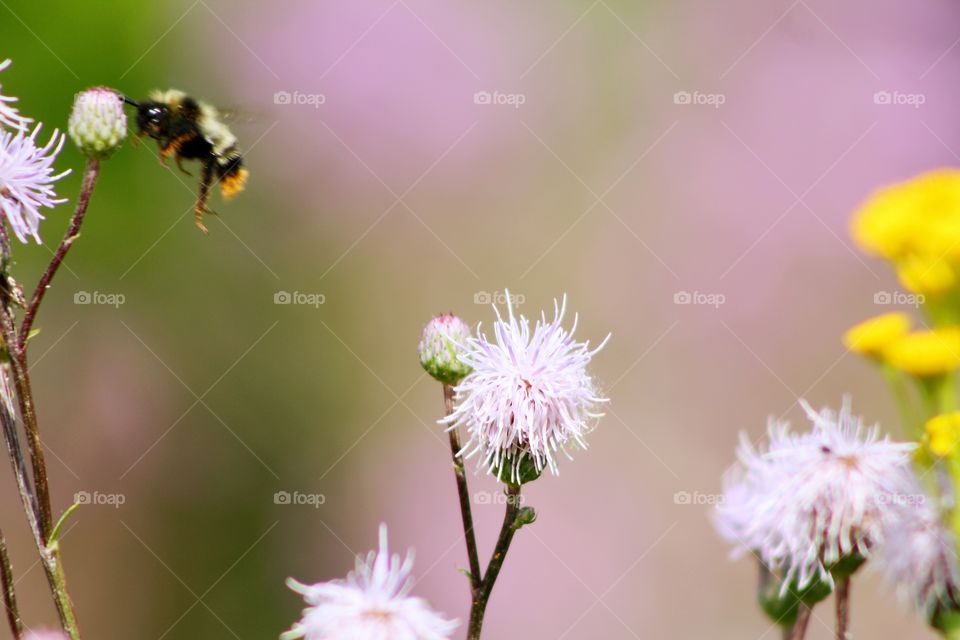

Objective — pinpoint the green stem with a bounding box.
[41,544,79,640]
[881,364,918,439]
[467,483,522,640]
[442,384,482,590]
[0,530,21,640]
[19,158,100,346]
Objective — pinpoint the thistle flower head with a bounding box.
[68,87,127,159]
[0,125,69,243]
[0,59,30,132]
[283,524,457,640]
[441,292,609,483]
[715,398,916,593]
[418,313,472,385]
[876,494,959,619]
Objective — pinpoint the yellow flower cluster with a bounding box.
[844,313,960,377]
[842,312,910,357]
[927,412,960,457]
[851,169,960,295]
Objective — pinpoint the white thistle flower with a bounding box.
[283,524,458,640]
[715,398,915,593]
[0,60,30,132]
[876,493,960,618]
[0,125,69,243]
[441,292,609,482]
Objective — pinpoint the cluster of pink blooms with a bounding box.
[0,58,69,243]
[715,398,960,619]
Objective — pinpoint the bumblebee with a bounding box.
[124,90,248,233]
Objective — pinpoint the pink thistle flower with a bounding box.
[876,492,960,618]
[283,524,458,640]
[0,60,30,132]
[442,292,609,482]
[715,398,916,593]
[0,125,69,243]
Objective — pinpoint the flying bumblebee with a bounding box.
[124,89,248,233]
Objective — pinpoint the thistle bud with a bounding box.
[418,313,472,385]
[68,87,127,159]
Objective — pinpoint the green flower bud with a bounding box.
[513,506,537,530]
[418,313,472,385]
[494,453,542,486]
[68,87,127,159]
[756,562,832,629]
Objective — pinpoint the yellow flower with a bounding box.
[883,326,960,377]
[896,254,955,296]
[926,412,960,457]
[843,312,912,357]
[851,169,960,261]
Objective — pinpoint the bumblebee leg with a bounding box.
[174,155,193,176]
[194,160,215,234]
[159,133,195,167]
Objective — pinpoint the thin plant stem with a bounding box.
[0,530,22,640]
[442,384,482,590]
[0,368,40,541]
[0,158,102,640]
[19,158,100,348]
[789,604,812,640]
[40,544,79,640]
[467,483,522,640]
[0,296,80,637]
[835,577,850,640]
[0,312,52,537]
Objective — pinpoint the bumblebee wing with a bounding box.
[213,106,263,125]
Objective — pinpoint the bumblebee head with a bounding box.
[134,100,169,139]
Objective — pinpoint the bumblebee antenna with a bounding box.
[122,95,139,108]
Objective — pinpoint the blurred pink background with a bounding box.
[4,0,960,638]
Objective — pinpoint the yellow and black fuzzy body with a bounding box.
[127,89,248,233]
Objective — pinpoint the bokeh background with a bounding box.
[0,0,957,638]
